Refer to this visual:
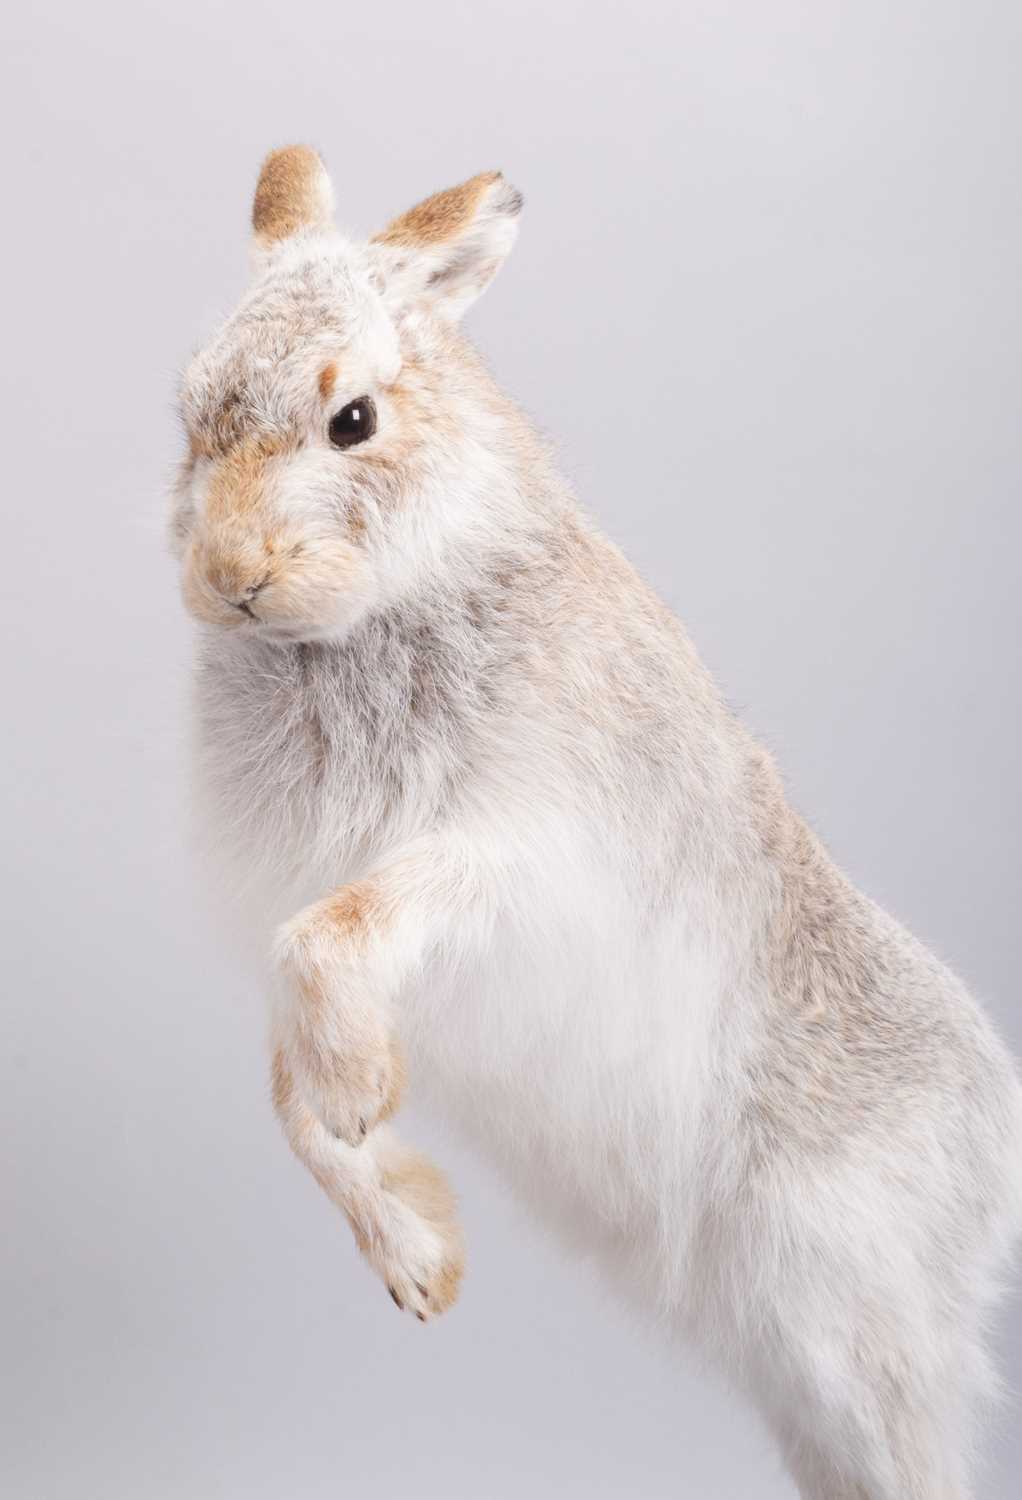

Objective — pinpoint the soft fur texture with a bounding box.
[171,146,1022,1499]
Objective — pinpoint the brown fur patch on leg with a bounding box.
[286,1015,395,1145]
[312,879,387,949]
[270,1047,294,1115]
[270,1047,322,1162]
[378,1037,408,1123]
[282,880,387,1016]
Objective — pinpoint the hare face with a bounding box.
[172,147,523,645]
[175,250,403,643]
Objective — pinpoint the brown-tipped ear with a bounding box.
[252,145,335,247]
[372,171,523,320]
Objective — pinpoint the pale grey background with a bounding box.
[2,2,1019,1496]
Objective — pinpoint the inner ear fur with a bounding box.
[372,170,523,318]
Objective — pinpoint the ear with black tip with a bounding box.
[372,171,523,320]
[251,144,335,253]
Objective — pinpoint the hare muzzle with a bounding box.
[182,442,374,638]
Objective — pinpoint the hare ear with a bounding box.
[372,171,522,321]
[251,145,335,252]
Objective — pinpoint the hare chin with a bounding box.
[244,621,348,646]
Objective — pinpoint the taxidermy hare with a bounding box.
[172,146,1022,1499]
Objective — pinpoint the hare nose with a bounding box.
[214,576,269,615]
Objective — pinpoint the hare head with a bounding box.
[172,146,523,643]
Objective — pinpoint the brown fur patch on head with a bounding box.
[204,434,290,523]
[317,361,337,400]
[374,171,502,249]
[189,385,246,458]
[186,435,297,611]
[253,144,333,245]
[369,347,463,479]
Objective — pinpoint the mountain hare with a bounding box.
[172,146,1022,1498]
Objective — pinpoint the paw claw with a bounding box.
[388,1286,403,1311]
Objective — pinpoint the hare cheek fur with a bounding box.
[173,145,1022,1498]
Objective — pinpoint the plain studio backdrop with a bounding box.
[2,3,1020,1496]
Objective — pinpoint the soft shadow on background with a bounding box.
[3,3,1020,1496]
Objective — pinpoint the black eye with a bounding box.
[328,396,377,449]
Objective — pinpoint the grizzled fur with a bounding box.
[171,146,1022,1499]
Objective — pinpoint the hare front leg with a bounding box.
[270,854,470,1318]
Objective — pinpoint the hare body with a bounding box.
[175,148,1022,1498]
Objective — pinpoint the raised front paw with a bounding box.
[275,901,405,1146]
[361,1147,465,1323]
[294,1033,405,1147]
[270,1049,463,1324]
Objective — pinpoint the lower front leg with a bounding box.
[271,1050,464,1320]
[274,880,408,1147]
[269,846,475,1319]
